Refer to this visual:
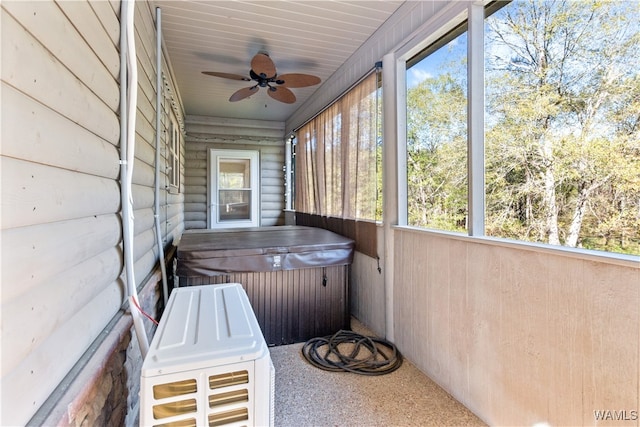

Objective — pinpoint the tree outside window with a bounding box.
[406,30,468,232]
[485,0,640,254]
[405,0,639,255]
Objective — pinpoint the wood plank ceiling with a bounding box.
[152,1,404,122]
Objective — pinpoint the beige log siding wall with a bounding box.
[184,115,286,229]
[0,1,184,425]
[392,229,639,427]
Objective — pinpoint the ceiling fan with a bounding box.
[202,53,321,104]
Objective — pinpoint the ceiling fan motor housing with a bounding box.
[250,69,274,87]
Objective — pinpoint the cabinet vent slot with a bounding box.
[154,418,197,427]
[153,379,197,399]
[153,399,197,419]
[208,408,249,426]
[209,389,249,408]
[209,370,249,389]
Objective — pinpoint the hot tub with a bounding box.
[175,226,354,346]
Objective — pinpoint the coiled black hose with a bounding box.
[301,330,403,375]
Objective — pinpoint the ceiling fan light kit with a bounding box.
[203,53,321,104]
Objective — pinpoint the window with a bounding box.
[406,27,468,232]
[402,1,639,256]
[208,149,259,228]
[168,112,181,193]
[484,0,640,254]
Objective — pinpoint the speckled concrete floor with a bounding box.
[269,319,486,427]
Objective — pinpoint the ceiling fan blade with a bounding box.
[277,73,321,88]
[267,86,296,104]
[251,53,277,78]
[202,71,251,81]
[229,86,259,102]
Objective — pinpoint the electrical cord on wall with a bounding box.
[302,330,402,375]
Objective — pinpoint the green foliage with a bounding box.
[484,0,640,254]
[406,0,640,254]
[406,74,468,231]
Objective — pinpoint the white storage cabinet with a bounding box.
[140,283,274,427]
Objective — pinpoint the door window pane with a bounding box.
[218,190,251,221]
[218,160,252,221]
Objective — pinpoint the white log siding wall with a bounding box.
[0,1,184,425]
[184,115,286,229]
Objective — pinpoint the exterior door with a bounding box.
[208,149,259,228]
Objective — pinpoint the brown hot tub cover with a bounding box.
[176,226,354,277]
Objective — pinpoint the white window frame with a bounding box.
[390,2,638,263]
[394,4,491,234]
[167,112,181,194]
[394,3,471,228]
[208,149,260,229]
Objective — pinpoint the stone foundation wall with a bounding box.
[73,333,131,427]
[32,271,163,427]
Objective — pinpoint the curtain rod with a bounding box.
[291,61,382,136]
